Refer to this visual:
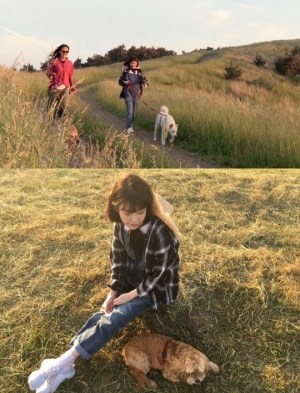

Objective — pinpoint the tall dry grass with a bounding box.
[1,169,299,393]
[93,78,300,167]
[74,40,300,167]
[0,65,174,168]
[2,39,300,168]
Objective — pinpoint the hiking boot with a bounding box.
[126,127,134,133]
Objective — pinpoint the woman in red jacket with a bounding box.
[46,44,76,119]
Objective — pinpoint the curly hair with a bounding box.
[49,44,70,61]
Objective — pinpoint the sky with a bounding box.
[0,0,299,69]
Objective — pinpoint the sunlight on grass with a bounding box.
[74,41,300,167]
[2,39,300,168]
[1,169,299,393]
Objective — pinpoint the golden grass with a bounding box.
[1,169,299,393]
[2,40,300,168]
[74,41,300,167]
[0,66,175,169]
[92,76,300,167]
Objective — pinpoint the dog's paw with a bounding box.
[145,379,157,389]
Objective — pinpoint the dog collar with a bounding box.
[162,340,174,364]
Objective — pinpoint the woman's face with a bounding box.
[130,60,138,69]
[118,204,146,229]
[59,46,69,61]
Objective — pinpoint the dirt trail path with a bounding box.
[76,85,219,168]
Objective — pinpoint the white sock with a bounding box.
[56,349,75,370]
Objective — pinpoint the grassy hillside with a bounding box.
[1,39,300,168]
[75,39,300,167]
[1,169,299,393]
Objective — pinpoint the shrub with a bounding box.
[253,53,266,67]
[223,62,243,80]
[274,45,300,76]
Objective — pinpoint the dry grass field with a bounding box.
[75,39,300,168]
[1,39,300,169]
[1,169,299,393]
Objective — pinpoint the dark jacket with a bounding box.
[118,67,149,99]
[108,216,179,310]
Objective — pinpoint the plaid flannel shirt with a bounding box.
[118,68,149,97]
[108,216,180,310]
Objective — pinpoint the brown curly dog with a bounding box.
[122,333,219,389]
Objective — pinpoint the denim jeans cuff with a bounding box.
[73,338,93,360]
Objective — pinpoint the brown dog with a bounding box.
[122,333,219,388]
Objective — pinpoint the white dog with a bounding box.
[154,106,178,145]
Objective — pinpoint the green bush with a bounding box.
[223,62,243,80]
[253,53,266,67]
[274,45,300,76]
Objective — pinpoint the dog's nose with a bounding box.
[194,379,201,384]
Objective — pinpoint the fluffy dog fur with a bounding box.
[65,125,93,168]
[122,333,219,389]
[67,125,80,152]
[154,106,178,145]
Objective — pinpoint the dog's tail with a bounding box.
[159,106,169,114]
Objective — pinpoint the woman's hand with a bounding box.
[113,289,138,306]
[103,290,117,313]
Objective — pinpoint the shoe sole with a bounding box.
[28,359,57,391]
[36,368,75,393]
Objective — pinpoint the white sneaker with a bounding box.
[36,367,75,393]
[126,127,134,133]
[28,359,57,390]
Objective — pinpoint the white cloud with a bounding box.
[0,0,298,68]
[211,9,231,24]
[0,28,51,68]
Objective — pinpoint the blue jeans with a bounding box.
[69,296,151,360]
[125,91,139,129]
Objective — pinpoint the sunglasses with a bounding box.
[61,50,69,53]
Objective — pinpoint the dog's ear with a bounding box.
[169,123,174,129]
[184,355,206,374]
[209,361,220,374]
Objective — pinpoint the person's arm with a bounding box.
[46,62,56,80]
[103,289,117,313]
[69,62,75,91]
[108,223,128,292]
[138,223,175,297]
[118,70,129,87]
[113,288,138,306]
[139,70,149,87]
